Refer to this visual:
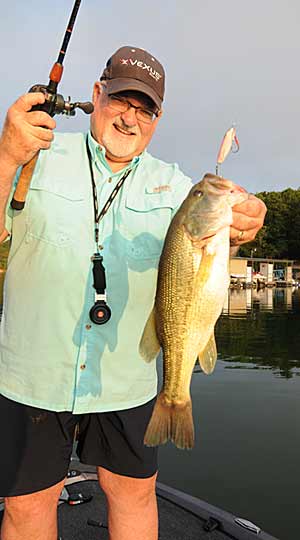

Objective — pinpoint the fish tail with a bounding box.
[144,394,194,450]
[171,400,194,450]
[144,393,172,447]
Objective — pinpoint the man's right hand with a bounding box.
[0,92,56,169]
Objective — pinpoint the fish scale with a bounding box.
[139,174,248,449]
[157,224,205,400]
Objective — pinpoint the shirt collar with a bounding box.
[87,131,143,175]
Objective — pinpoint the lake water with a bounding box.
[0,274,299,539]
[157,287,300,540]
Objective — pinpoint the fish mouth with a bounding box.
[184,223,228,244]
[199,175,234,193]
[196,174,247,197]
[201,232,217,241]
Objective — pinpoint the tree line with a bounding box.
[239,187,300,261]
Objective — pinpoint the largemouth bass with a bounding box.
[139,174,248,449]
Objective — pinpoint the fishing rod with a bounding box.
[11,0,94,211]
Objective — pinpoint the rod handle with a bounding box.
[10,153,39,210]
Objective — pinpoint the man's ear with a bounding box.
[92,82,105,104]
[152,108,163,129]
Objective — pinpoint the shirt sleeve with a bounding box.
[3,168,21,239]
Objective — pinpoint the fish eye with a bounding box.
[193,190,203,197]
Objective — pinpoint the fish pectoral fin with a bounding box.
[139,307,161,363]
[198,332,217,374]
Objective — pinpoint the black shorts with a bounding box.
[0,394,158,497]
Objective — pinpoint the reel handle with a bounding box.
[73,101,94,114]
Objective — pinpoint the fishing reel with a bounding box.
[29,84,94,117]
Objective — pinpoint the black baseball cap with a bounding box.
[100,46,165,110]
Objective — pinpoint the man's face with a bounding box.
[90,83,162,163]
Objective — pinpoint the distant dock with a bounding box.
[230,256,298,289]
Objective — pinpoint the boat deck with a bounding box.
[59,484,225,539]
[58,469,231,540]
[0,459,279,540]
[56,461,277,540]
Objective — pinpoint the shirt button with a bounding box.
[85,324,92,330]
[108,177,112,183]
[80,364,86,370]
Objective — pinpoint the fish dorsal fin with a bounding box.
[139,307,161,363]
[198,332,217,374]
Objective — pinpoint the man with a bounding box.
[0,46,266,540]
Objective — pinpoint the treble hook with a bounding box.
[231,132,240,153]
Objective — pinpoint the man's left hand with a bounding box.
[230,193,267,246]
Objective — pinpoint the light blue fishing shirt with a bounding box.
[0,132,193,413]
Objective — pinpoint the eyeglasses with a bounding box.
[107,94,159,124]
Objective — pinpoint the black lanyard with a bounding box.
[86,137,132,250]
[86,136,132,324]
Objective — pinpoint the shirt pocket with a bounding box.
[26,182,86,248]
[119,186,175,260]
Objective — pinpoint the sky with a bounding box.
[0,0,299,194]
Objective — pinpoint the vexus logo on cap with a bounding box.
[100,46,165,110]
